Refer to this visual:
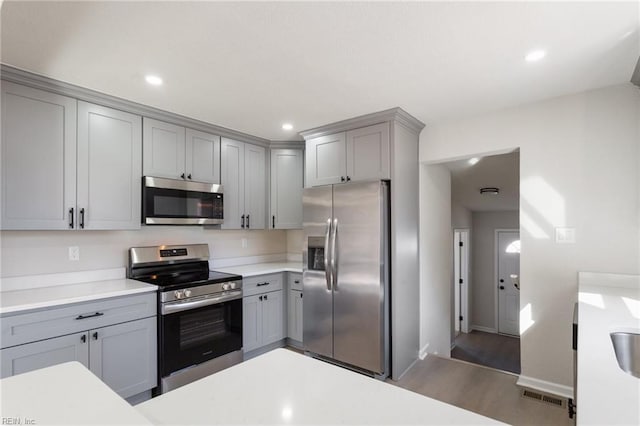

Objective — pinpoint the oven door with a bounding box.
[143,176,223,225]
[159,294,242,377]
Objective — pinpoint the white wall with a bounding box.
[0,228,287,278]
[419,163,452,358]
[451,201,472,229]
[420,83,640,392]
[470,211,519,330]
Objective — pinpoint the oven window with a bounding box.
[160,298,242,376]
[145,187,223,219]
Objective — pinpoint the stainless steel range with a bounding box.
[127,244,243,394]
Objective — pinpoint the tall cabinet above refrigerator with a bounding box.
[303,180,390,377]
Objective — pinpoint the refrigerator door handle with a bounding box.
[331,218,339,290]
[324,218,332,291]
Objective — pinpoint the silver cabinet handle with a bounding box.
[331,218,338,290]
[324,218,332,291]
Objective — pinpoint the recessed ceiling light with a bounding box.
[282,123,293,131]
[468,157,480,165]
[145,75,163,86]
[525,50,546,63]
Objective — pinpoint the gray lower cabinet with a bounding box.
[242,290,284,353]
[287,290,303,343]
[0,294,157,399]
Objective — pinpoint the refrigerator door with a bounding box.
[302,185,334,359]
[332,180,388,374]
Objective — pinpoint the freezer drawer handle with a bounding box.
[76,312,104,320]
[324,218,332,290]
[256,282,270,287]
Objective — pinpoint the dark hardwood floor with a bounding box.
[452,330,521,374]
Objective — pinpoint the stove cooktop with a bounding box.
[134,269,242,291]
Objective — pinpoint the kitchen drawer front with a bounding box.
[243,273,283,297]
[1,293,157,349]
[288,272,303,291]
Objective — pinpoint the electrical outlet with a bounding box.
[241,238,248,249]
[68,246,80,261]
[555,227,576,244]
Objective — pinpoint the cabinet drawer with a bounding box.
[242,273,283,297]
[288,272,303,291]
[1,293,157,349]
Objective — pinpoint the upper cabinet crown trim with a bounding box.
[299,107,425,140]
[0,64,272,148]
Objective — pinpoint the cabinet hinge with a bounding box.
[459,241,463,247]
[459,316,463,321]
[459,278,463,284]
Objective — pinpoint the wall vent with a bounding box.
[521,389,566,408]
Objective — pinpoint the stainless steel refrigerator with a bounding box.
[303,180,390,378]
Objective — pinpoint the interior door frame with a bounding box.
[453,229,470,335]
[494,228,520,335]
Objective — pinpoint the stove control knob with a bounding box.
[222,283,230,291]
[174,290,184,299]
[183,289,192,298]
[229,282,236,289]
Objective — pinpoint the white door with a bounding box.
[497,231,520,336]
[453,230,469,335]
[185,128,220,183]
[345,122,390,181]
[220,138,245,229]
[244,144,266,229]
[142,118,185,179]
[305,132,346,187]
[1,82,77,230]
[77,102,142,230]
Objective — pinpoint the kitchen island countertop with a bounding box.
[137,348,505,425]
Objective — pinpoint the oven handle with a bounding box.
[161,290,242,315]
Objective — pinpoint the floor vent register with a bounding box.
[521,389,566,408]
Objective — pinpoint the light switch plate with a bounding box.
[555,227,576,244]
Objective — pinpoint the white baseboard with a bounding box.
[517,375,573,400]
[419,343,429,360]
[471,325,497,334]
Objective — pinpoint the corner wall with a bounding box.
[420,83,640,394]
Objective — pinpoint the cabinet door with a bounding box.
[0,332,89,378]
[142,118,185,179]
[305,132,346,187]
[270,149,303,229]
[287,290,303,342]
[244,144,266,229]
[242,295,261,353]
[345,122,390,181]
[89,317,157,399]
[77,102,142,230]
[261,290,284,346]
[221,138,245,229]
[1,82,77,230]
[185,128,220,184]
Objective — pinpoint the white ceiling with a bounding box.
[446,151,519,212]
[1,1,638,140]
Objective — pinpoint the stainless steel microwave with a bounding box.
[142,176,223,225]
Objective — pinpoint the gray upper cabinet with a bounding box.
[77,102,142,230]
[304,122,390,188]
[143,118,220,184]
[346,122,390,182]
[221,138,265,230]
[305,132,346,187]
[1,81,77,230]
[1,82,142,230]
[270,149,303,229]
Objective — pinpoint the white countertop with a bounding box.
[215,261,302,277]
[137,348,505,425]
[0,361,152,425]
[577,272,640,425]
[0,278,157,316]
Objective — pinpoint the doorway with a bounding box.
[446,151,521,374]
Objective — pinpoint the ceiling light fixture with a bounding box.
[525,50,546,62]
[480,187,500,195]
[145,75,163,86]
[282,123,293,131]
[468,157,480,165]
